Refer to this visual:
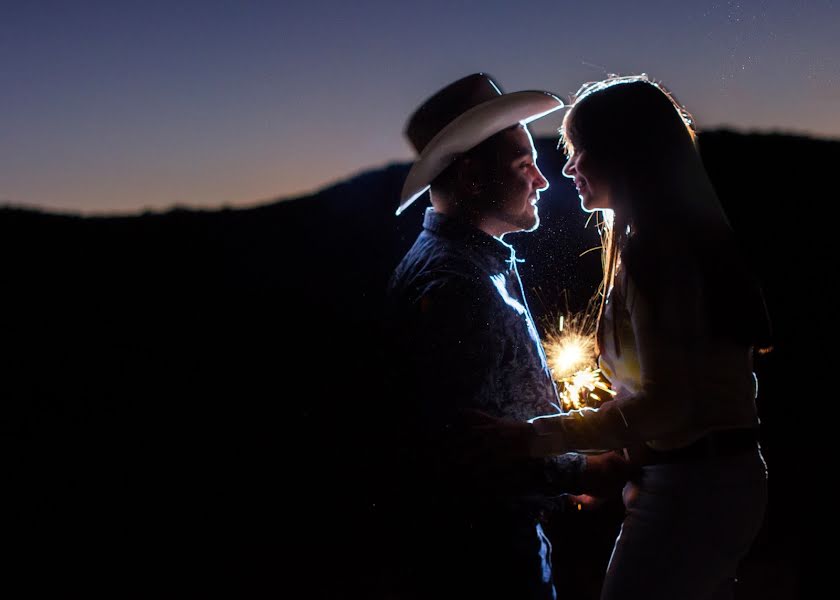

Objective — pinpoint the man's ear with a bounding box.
[455,156,485,199]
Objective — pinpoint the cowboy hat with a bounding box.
[398,73,564,215]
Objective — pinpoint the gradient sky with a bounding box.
[2,0,838,214]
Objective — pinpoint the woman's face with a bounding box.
[561,142,612,213]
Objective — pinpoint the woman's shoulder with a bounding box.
[620,234,699,291]
[619,228,769,344]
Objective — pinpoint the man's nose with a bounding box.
[534,166,549,192]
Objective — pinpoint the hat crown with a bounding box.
[405,73,504,154]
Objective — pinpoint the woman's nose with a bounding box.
[562,159,575,178]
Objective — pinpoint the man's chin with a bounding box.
[522,209,540,232]
[522,214,540,233]
[493,208,540,237]
[501,214,539,237]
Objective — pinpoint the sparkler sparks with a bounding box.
[555,365,615,411]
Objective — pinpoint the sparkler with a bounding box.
[544,309,615,411]
[543,213,617,411]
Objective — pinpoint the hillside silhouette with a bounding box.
[2,130,829,597]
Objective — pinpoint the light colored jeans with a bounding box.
[600,447,767,600]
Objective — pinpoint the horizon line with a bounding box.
[2,127,836,220]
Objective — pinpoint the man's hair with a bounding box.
[430,124,519,197]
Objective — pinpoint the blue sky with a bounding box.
[2,0,837,213]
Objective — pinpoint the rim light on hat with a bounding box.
[398,73,564,216]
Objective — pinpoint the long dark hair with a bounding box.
[560,75,771,354]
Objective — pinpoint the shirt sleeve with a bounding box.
[391,274,504,477]
[409,274,506,423]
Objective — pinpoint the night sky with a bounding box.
[2,0,838,214]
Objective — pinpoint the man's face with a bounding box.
[480,125,549,236]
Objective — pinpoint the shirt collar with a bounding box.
[422,208,519,267]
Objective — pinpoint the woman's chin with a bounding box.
[580,197,612,214]
[580,198,598,213]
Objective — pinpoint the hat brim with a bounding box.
[397,91,564,216]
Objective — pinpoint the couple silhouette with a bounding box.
[381,72,770,600]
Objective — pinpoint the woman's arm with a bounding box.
[527,268,701,456]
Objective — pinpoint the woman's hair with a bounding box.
[560,75,771,353]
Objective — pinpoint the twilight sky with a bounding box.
[2,0,838,214]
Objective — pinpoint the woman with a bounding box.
[504,75,771,599]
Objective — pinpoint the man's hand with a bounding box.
[456,409,535,462]
[575,450,638,497]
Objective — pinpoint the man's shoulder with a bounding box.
[387,246,501,327]
[390,233,490,294]
[391,265,493,315]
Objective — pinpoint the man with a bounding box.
[380,73,627,599]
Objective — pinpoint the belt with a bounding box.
[631,428,760,466]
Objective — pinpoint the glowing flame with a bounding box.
[547,330,594,380]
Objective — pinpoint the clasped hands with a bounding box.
[453,409,636,499]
